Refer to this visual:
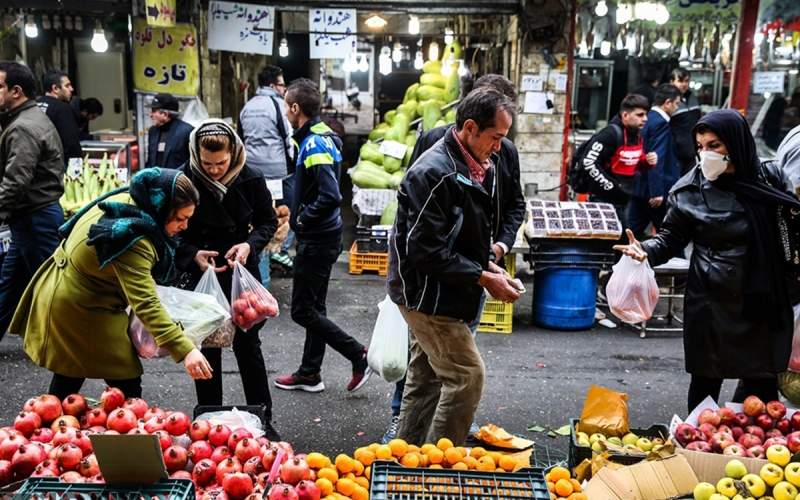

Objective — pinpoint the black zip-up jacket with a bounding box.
[388,129,494,322]
[37,95,83,161]
[410,126,525,252]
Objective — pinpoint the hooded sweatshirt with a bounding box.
[777,124,800,194]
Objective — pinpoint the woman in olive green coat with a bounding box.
[10,167,213,399]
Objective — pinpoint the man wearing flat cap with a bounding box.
[145,93,193,169]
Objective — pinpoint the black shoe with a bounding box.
[263,421,281,442]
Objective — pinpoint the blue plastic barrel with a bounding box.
[532,249,600,330]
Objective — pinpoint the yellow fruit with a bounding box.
[429,464,443,469]
[317,467,339,483]
[389,438,409,457]
[477,456,495,472]
[316,478,334,496]
[336,478,356,496]
[463,456,478,469]
[335,454,355,474]
[353,460,364,476]
[351,485,369,500]
[549,467,571,482]
[400,453,420,468]
[499,454,517,472]
[437,438,455,451]
[354,476,370,489]
[376,444,394,460]
[470,446,487,459]
[355,448,376,467]
[555,479,574,497]
[444,447,463,466]
[307,452,331,469]
[427,448,444,464]
[420,443,436,455]
[570,478,582,492]
[452,461,469,470]
[368,443,380,452]
[364,466,371,480]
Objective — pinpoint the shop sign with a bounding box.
[753,71,785,94]
[145,0,177,27]
[309,8,356,59]
[133,19,199,97]
[208,2,274,55]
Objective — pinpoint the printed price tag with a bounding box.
[380,140,407,160]
[521,74,543,92]
[266,179,284,200]
[116,168,128,184]
[67,158,83,179]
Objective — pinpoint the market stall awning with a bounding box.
[265,0,520,15]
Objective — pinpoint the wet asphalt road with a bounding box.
[0,258,741,461]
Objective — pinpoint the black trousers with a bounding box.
[627,197,667,240]
[687,375,779,412]
[49,373,142,401]
[291,238,364,376]
[194,322,272,416]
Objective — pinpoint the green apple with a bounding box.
[716,477,738,498]
[732,496,755,500]
[772,481,799,500]
[760,462,785,487]
[725,459,748,479]
[577,431,589,442]
[578,435,590,446]
[589,433,605,444]
[623,444,640,453]
[784,461,800,487]
[591,440,605,453]
[693,482,716,500]
[636,437,653,452]
[767,444,792,467]
[607,436,623,446]
[652,444,665,453]
[651,437,665,446]
[742,473,767,498]
[709,495,730,500]
[622,432,639,446]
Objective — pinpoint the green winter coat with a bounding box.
[9,193,195,380]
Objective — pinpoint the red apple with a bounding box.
[686,441,713,453]
[717,424,732,436]
[791,412,800,431]
[698,409,722,427]
[787,431,800,453]
[738,433,762,448]
[765,436,788,448]
[777,418,792,435]
[755,414,775,431]
[746,425,766,442]
[766,428,784,439]
[743,396,766,417]
[673,423,698,446]
[723,444,747,456]
[748,445,766,459]
[767,400,787,420]
[731,427,744,441]
[735,412,751,428]
[698,423,717,440]
[710,432,735,453]
[718,407,737,427]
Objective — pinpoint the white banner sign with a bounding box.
[752,71,785,95]
[309,8,356,59]
[208,1,274,55]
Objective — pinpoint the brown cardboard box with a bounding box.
[89,434,168,484]
[675,447,769,484]
[584,454,698,499]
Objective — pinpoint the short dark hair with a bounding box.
[670,68,690,83]
[653,84,682,106]
[171,173,200,217]
[43,70,68,95]
[80,97,103,116]
[0,61,37,98]
[258,65,283,87]
[620,93,650,113]
[642,65,661,84]
[286,78,321,118]
[456,87,515,131]
[474,74,517,103]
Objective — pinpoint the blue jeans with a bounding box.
[391,292,486,416]
[258,251,271,289]
[0,203,63,341]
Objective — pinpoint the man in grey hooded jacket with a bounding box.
[778,124,800,194]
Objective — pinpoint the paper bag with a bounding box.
[577,385,630,437]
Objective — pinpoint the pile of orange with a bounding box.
[545,466,587,500]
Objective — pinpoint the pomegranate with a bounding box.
[60,470,84,483]
[0,432,29,460]
[103,430,119,435]
[0,460,10,486]
[192,458,218,486]
[30,462,58,477]
[127,428,147,435]
[153,430,172,451]
[295,480,321,500]
[13,411,41,437]
[32,395,63,424]
[164,412,191,436]
[78,454,100,477]
[0,428,10,442]
[144,416,166,433]
[209,424,232,447]
[257,437,270,448]
[12,443,45,477]
[106,408,137,434]
[56,443,84,471]
[73,431,93,456]
[228,428,254,450]
[243,456,265,476]
[172,434,192,450]
[88,473,105,483]
[52,425,78,447]
[36,458,59,475]
[143,405,167,421]
[268,484,299,500]
[84,408,108,428]
[235,438,261,463]
[211,446,233,463]
[122,398,149,419]
[279,457,311,486]
[276,442,294,457]
[30,427,54,443]
[215,457,243,484]
[202,489,230,500]
[190,420,212,441]
[100,387,125,412]
[87,426,107,434]
[22,399,36,413]
[223,472,254,499]
[50,415,80,431]
[245,494,265,500]
[189,440,213,463]
[261,446,279,472]
[61,394,88,417]
[163,446,189,472]
[171,470,192,480]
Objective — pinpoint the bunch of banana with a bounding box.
[60,153,125,215]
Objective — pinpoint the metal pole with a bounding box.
[729,0,760,112]
[559,0,578,202]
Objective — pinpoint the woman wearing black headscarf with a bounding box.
[615,109,800,411]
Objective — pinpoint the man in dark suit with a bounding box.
[629,84,682,239]
[145,93,193,169]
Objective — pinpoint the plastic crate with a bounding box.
[477,256,517,334]
[14,477,194,499]
[568,417,670,468]
[348,242,388,276]
[355,226,390,253]
[193,405,268,430]
[369,461,550,500]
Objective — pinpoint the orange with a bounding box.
[408,444,420,454]
[488,451,503,465]
[389,438,409,457]
[452,461,469,470]
[554,479,573,497]
[316,478,334,496]
[426,448,444,464]
[570,479,582,492]
[334,454,355,474]
[400,452,420,468]
[549,466,570,483]
[352,460,364,476]
[351,485,369,500]
[368,442,380,452]
[429,464,443,469]
[336,478,356,496]
[306,452,330,469]
[436,437,454,451]
[420,443,436,455]
[499,455,517,472]
[355,448,376,467]
[317,467,339,483]
[547,481,556,492]
[375,444,393,460]
[456,446,467,457]
[463,456,478,469]
[364,466,371,480]
[418,454,430,467]
[354,476,369,489]
[469,446,487,459]
[477,456,495,472]
[568,494,588,500]
[444,447,463,466]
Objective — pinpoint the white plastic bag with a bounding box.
[606,255,659,324]
[195,267,236,348]
[195,407,264,438]
[367,296,409,383]
[182,97,210,127]
[129,285,232,358]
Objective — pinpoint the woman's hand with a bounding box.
[612,229,649,262]
[183,348,213,380]
[194,250,227,273]
[225,243,251,267]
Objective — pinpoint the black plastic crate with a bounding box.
[368,460,550,500]
[14,477,194,499]
[193,405,268,430]
[355,226,389,253]
[568,417,670,468]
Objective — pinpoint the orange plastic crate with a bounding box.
[348,242,388,276]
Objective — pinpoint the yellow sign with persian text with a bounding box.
[132,19,198,96]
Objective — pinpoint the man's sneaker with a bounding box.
[270,251,293,270]
[347,350,372,392]
[274,373,325,392]
[381,415,400,444]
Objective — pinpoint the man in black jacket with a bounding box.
[669,68,702,175]
[387,88,522,445]
[0,62,64,342]
[38,70,82,161]
[146,93,193,169]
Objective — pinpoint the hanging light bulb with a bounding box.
[279,38,289,57]
[379,46,392,75]
[653,36,671,50]
[408,15,420,35]
[74,15,83,31]
[392,42,403,63]
[414,51,424,70]
[358,54,369,72]
[64,15,73,31]
[428,41,439,61]
[444,28,454,45]
[600,40,612,56]
[654,4,670,25]
[52,15,61,30]
[24,15,38,38]
[457,59,468,77]
[365,15,387,29]
[616,4,632,25]
[42,15,51,30]
[90,23,108,52]
[595,0,608,17]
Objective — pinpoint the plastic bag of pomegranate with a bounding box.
[195,267,235,349]
[606,255,659,324]
[230,262,279,331]
[128,315,169,359]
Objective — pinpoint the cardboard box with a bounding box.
[89,434,168,484]
[676,447,769,484]
[584,454,698,500]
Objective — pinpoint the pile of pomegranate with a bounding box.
[0,388,322,500]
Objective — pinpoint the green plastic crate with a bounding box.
[14,477,195,499]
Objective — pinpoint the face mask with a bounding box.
[699,150,729,181]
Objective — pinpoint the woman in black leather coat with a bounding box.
[616,109,800,411]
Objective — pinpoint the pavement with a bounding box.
[0,257,743,462]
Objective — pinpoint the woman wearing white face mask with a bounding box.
[615,109,800,411]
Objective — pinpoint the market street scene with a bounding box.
[2,0,800,498]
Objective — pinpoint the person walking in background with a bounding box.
[669,68,702,175]
[777,124,800,193]
[629,84,682,239]
[631,66,661,106]
[0,62,65,343]
[71,97,104,141]
[274,79,371,394]
[38,69,82,161]
[145,93,193,170]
